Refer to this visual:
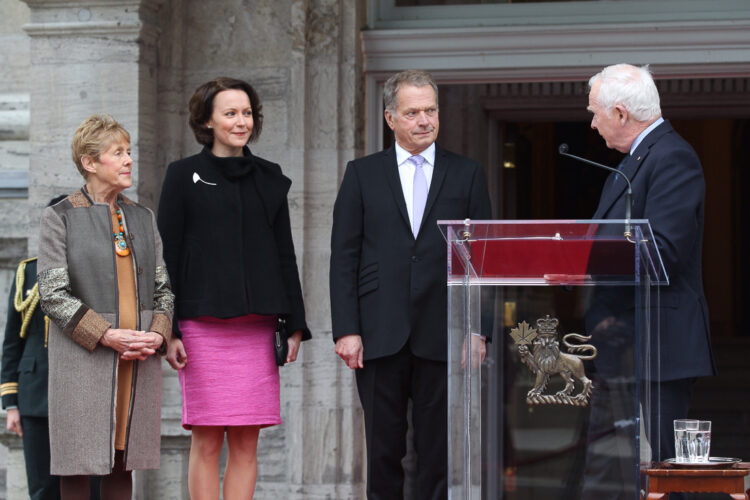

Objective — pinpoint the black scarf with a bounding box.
[202,146,273,309]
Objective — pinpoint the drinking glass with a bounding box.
[687,420,711,463]
[673,419,698,462]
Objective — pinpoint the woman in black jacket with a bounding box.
[158,77,310,500]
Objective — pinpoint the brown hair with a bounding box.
[188,77,264,146]
[70,114,130,179]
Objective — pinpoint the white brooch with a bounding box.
[192,172,217,186]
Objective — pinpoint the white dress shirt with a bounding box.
[395,141,436,230]
[630,116,664,156]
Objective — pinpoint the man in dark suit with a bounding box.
[586,63,716,466]
[330,70,492,499]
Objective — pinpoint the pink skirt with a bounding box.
[178,314,282,429]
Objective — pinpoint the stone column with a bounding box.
[150,0,367,496]
[22,0,163,254]
[270,0,367,497]
[17,3,192,499]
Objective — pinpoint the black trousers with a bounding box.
[356,344,448,500]
[20,416,60,500]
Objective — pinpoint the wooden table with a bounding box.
[644,465,749,499]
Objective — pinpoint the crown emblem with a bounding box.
[508,314,598,407]
[536,315,559,336]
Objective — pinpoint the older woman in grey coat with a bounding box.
[37,114,174,500]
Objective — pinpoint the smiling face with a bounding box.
[384,84,439,155]
[83,140,133,193]
[207,89,254,157]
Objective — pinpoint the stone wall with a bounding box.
[0,2,31,493]
[0,0,366,498]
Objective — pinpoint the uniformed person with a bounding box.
[2,256,60,500]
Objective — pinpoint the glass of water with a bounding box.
[674,419,698,462]
[687,420,711,463]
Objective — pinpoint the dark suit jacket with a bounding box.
[592,120,716,381]
[330,144,492,362]
[1,258,50,417]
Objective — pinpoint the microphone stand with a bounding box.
[558,144,633,240]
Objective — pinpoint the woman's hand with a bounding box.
[286,330,303,364]
[5,408,22,436]
[166,338,187,370]
[100,329,162,360]
[121,332,163,360]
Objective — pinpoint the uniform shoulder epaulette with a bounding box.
[14,257,41,339]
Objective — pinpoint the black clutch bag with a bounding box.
[274,317,289,366]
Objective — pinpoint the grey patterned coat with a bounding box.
[37,189,174,475]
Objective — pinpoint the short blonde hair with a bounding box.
[71,114,131,178]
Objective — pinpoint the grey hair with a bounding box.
[588,64,661,122]
[383,70,439,113]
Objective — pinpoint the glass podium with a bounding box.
[438,220,668,500]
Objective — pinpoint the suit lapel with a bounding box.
[382,146,412,232]
[593,120,673,219]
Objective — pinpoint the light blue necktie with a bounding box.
[410,155,427,237]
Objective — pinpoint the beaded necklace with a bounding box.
[113,207,130,256]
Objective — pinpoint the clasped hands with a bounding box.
[100,328,163,360]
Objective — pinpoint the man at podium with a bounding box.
[585,63,716,472]
[330,69,491,499]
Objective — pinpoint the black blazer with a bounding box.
[157,147,310,338]
[1,258,50,417]
[591,120,716,381]
[330,144,492,362]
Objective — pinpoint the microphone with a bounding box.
[558,143,633,239]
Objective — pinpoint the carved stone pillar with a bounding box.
[17,3,190,499]
[22,0,162,254]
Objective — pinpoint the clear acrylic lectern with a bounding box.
[438,220,668,500]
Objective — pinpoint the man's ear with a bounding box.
[384,109,395,131]
[614,104,629,125]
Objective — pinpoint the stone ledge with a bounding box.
[0,94,30,141]
[0,171,28,198]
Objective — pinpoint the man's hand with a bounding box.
[461,334,486,369]
[166,338,187,370]
[286,330,303,363]
[5,408,22,436]
[335,334,364,370]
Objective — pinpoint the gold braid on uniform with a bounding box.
[13,260,41,339]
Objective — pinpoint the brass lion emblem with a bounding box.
[510,315,597,407]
